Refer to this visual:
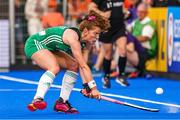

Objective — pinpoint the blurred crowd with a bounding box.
[14,0,179,82]
[15,0,91,64]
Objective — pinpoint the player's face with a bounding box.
[86,26,101,43]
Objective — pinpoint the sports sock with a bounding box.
[103,58,111,78]
[60,70,78,102]
[118,56,127,76]
[34,71,55,99]
[136,55,147,76]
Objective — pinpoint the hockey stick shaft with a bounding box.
[101,96,159,112]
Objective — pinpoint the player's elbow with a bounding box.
[79,63,89,71]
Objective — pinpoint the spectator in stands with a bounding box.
[125,0,138,24]
[56,0,63,13]
[42,0,65,28]
[25,0,48,36]
[125,0,139,9]
[126,3,157,78]
[142,0,153,8]
[67,0,91,26]
[153,0,168,7]
[89,0,130,88]
[168,0,180,6]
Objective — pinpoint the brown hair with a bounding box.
[79,10,110,32]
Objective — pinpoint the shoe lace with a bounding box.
[58,97,73,109]
[104,77,109,81]
[58,97,64,103]
[104,74,110,79]
[33,98,43,103]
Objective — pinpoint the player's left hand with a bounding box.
[80,83,91,97]
[81,88,90,97]
[80,83,101,99]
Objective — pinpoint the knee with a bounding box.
[104,49,112,59]
[118,46,126,56]
[116,37,127,56]
[127,43,135,53]
[49,65,60,75]
[67,61,79,72]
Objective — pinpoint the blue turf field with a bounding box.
[0,70,180,120]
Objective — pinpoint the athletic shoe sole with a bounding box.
[115,78,129,87]
[27,101,47,111]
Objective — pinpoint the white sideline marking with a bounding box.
[0,88,59,92]
[0,75,180,108]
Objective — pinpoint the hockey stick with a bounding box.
[101,96,159,112]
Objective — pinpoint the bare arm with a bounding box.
[63,29,94,84]
[82,42,93,63]
[80,43,92,84]
[122,3,131,19]
[136,36,150,42]
[63,29,101,99]
[88,2,111,18]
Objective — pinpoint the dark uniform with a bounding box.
[92,0,129,88]
[93,0,126,43]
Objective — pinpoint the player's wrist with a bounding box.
[90,86,97,91]
[87,80,97,89]
[82,80,97,94]
[82,83,91,93]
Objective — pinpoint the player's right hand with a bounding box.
[90,88,101,99]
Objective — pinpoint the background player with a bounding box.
[89,0,130,88]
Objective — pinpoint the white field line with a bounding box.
[0,75,180,108]
[0,88,59,91]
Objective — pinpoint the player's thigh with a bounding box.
[53,51,79,71]
[31,49,59,71]
[116,36,127,55]
[127,50,139,66]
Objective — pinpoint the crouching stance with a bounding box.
[24,10,110,113]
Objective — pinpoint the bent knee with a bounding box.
[49,65,60,75]
[67,61,79,72]
[118,47,126,56]
[127,43,135,53]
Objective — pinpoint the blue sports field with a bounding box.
[0,70,180,120]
